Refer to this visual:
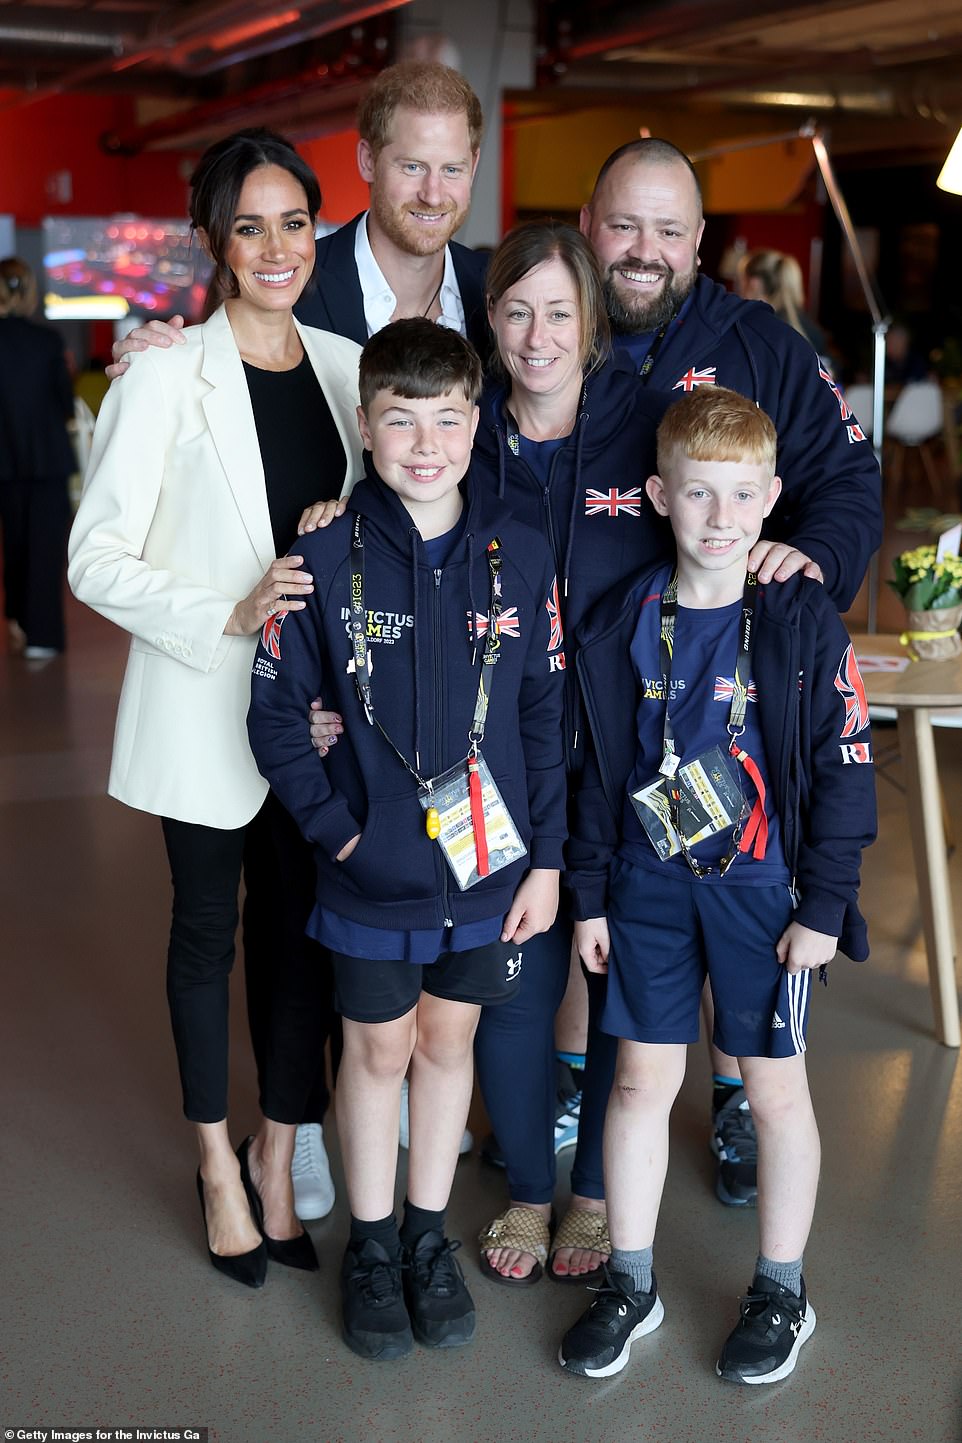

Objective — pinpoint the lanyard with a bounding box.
[658,570,768,874]
[349,512,504,784]
[637,323,670,385]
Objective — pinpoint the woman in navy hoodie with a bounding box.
[471,222,672,1286]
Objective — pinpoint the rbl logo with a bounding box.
[260,610,288,659]
[834,644,869,737]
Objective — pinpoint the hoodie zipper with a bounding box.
[509,435,583,765]
[434,568,454,928]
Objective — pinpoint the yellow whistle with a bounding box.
[425,806,441,839]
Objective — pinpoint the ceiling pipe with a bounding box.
[100,61,370,153]
[0,22,125,50]
[0,0,400,114]
[176,0,408,76]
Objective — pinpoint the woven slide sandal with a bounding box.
[478,1205,550,1287]
[547,1206,611,1285]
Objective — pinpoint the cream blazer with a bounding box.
[68,304,364,828]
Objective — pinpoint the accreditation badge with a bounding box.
[630,744,744,861]
[419,752,527,890]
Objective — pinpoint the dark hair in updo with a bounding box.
[189,128,321,299]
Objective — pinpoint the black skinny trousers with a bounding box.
[161,792,339,1125]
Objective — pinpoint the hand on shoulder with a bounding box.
[107,314,187,379]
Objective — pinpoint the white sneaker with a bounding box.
[291,1123,335,1220]
[399,1077,473,1155]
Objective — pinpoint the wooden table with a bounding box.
[853,633,962,1046]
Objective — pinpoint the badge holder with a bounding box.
[419,755,526,891]
[631,744,744,862]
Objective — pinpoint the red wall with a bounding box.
[0,91,194,225]
[0,89,367,228]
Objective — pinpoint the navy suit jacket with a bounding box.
[294,213,491,359]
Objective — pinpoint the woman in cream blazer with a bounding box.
[69,129,363,1288]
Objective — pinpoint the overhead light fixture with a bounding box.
[937,125,962,195]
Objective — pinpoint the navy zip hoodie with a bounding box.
[566,569,876,962]
[613,275,882,610]
[471,356,671,770]
[247,460,568,931]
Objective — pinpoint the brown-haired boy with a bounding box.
[248,318,567,1359]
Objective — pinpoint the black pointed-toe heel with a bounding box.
[196,1169,268,1289]
[237,1136,320,1272]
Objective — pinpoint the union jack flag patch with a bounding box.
[834,643,869,737]
[546,578,564,652]
[672,366,716,391]
[714,676,758,704]
[260,610,288,660]
[469,607,520,640]
[585,487,643,518]
[819,366,853,421]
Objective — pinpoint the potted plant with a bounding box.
[890,544,962,659]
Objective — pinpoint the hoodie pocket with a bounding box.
[336,797,439,902]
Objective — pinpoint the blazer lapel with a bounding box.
[200,305,276,573]
[305,217,368,345]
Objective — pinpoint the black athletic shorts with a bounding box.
[332,937,525,1024]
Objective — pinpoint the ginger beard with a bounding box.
[369,186,468,257]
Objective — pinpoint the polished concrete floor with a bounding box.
[2,596,962,1443]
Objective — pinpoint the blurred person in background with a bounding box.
[736,248,829,363]
[0,257,75,658]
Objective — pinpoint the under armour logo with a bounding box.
[505,951,523,981]
[772,1313,781,1326]
[618,1304,628,1317]
[790,1319,802,1336]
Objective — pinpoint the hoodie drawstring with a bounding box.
[561,407,588,601]
[466,531,479,662]
[409,526,422,774]
[734,318,761,406]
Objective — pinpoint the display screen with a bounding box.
[43,216,213,321]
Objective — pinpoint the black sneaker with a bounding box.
[340,1238,413,1361]
[711,1087,758,1206]
[554,1090,582,1155]
[403,1230,476,1348]
[479,1132,506,1169]
[558,1267,664,1378]
[716,1274,816,1384]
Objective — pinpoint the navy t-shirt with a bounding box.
[613,292,695,377]
[619,566,790,886]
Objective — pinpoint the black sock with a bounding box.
[349,1212,401,1259]
[399,1200,446,1249]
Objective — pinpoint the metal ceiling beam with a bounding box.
[547,0,854,62]
[0,0,407,113]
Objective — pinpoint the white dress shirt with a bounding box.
[353,212,466,338]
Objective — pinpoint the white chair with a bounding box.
[844,383,874,436]
[884,380,953,512]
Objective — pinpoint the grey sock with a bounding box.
[610,1246,653,1296]
[756,1253,803,1297]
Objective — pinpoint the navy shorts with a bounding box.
[332,937,525,1024]
[602,858,811,1058]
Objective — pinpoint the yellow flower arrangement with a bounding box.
[890,544,962,611]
